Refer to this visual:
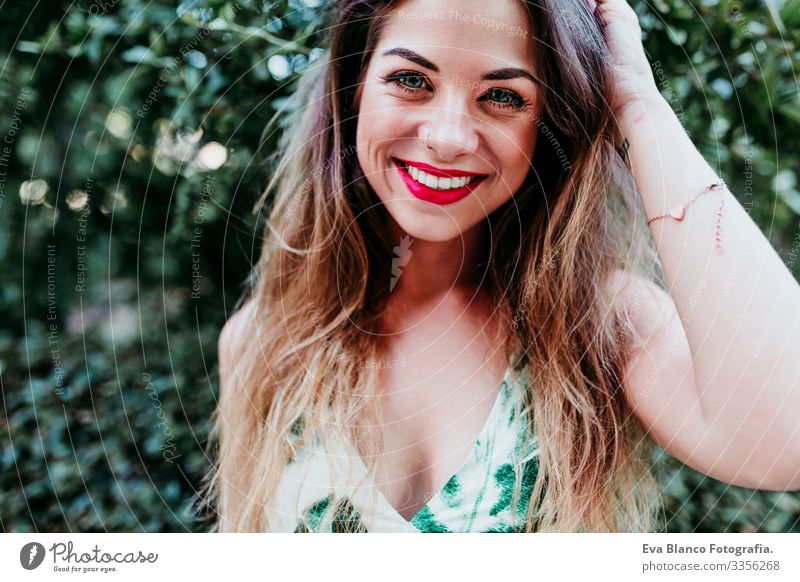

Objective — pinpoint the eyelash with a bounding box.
[380,70,531,111]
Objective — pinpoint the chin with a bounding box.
[387,208,473,242]
[402,226,465,243]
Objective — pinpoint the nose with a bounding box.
[422,91,480,162]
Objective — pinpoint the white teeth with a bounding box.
[423,173,438,188]
[404,164,477,190]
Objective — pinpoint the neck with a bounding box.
[381,215,492,331]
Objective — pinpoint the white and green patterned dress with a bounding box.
[268,365,540,532]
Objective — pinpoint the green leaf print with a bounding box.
[440,474,462,508]
[410,505,451,533]
[332,498,368,533]
[294,495,368,532]
[489,463,516,517]
[294,495,332,532]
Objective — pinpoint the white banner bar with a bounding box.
[1,533,798,581]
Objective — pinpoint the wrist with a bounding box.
[616,92,672,129]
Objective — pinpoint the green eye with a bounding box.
[382,70,430,92]
[398,74,426,89]
[482,88,525,108]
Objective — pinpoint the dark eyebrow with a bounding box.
[382,47,439,72]
[482,67,538,85]
[382,48,538,85]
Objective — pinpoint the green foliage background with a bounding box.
[0,0,798,532]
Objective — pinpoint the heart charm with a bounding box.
[669,205,686,220]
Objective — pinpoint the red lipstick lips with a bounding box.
[393,158,487,206]
[394,158,486,179]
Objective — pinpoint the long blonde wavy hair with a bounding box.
[205,0,666,532]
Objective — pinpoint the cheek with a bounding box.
[497,125,537,182]
[517,122,539,162]
[359,107,404,142]
[356,93,409,172]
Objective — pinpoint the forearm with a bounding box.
[618,95,800,476]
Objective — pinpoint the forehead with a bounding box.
[376,0,537,71]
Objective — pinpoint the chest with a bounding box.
[368,314,508,522]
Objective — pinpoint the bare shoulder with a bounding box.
[218,299,257,388]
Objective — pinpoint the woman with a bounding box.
[209,0,800,532]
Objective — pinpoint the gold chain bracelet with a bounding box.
[646,180,727,254]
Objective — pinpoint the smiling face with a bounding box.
[355,0,542,242]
